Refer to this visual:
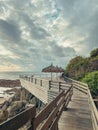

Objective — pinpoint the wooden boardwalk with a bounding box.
[58,88,93,130]
[1,75,97,130]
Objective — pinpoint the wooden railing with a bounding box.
[20,75,72,91]
[20,75,72,103]
[0,85,73,130]
[64,76,98,130]
[49,80,72,91]
[87,88,98,130]
[64,77,88,93]
[0,106,36,130]
[20,75,50,89]
[32,86,73,130]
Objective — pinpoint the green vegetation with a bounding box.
[82,71,98,96]
[66,56,89,80]
[90,48,98,57]
[64,48,98,96]
[65,48,98,80]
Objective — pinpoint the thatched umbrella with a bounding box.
[42,64,57,80]
[58,67,64,73]
[55,66,64,79]
[42,64,64,80]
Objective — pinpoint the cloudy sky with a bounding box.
[0,0,98,72]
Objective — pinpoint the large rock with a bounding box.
[7,101,26,117]
[0,109,8,123]
[2,96,15,110]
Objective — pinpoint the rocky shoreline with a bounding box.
[0,79,21,88]
[0,79,44,127]
[0,79,21,106]
[0,79,29,124]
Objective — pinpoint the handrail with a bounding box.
[20,75,49,89]
[0,84,73,130]
[64,76,98,130]
[49,80,72,92]
[20,75,71,92]
[0,105,36,130]
[64,76,88,93]
[20,75,52,82]
[87,87,98,130]
[31,85,73,130]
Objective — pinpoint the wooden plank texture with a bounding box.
[20,79,48,103]
[33,90,64,129]
[58,88,93,130]
[0,106,36,130]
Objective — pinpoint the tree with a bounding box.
[82,71,98,97]
[65,56,88,80]
[90,48,98,58]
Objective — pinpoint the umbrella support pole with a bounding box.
[51,72,52,81]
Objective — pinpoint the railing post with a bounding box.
[94,99,98,109]
[55,124,58,130]
[49,80,51,89]
[26,76,27,80]
[40,80,42,86]
[69,84,73,101]
[35,78,36,84]
[31,77,33,83]
[31,107,36,130]
[59,82,61,92]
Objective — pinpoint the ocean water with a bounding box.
[0,71,39,80]
[0,87,15,99]
[0,71,58,80]
[0,71,61,100]
[0,71,37,100]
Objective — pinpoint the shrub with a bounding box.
[82,71,98,97]
[90,48,98,57]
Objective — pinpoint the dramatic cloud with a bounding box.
[0,0,98,72]
[0,19,21,42]
[57,0,98,54]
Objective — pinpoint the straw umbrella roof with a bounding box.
[42,64,64,80]
[42,64,58,80]
[58,67,64,73]
[42,64,64,73]
[42,64,57,73]
[55,66,64,73]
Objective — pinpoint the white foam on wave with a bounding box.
[0,87,15,99]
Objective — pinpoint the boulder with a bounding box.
[0,109,8,123]
[7,101,26,117]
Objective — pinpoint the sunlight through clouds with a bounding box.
[0,63,22,72]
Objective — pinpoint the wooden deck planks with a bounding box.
[58,88,93,130]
